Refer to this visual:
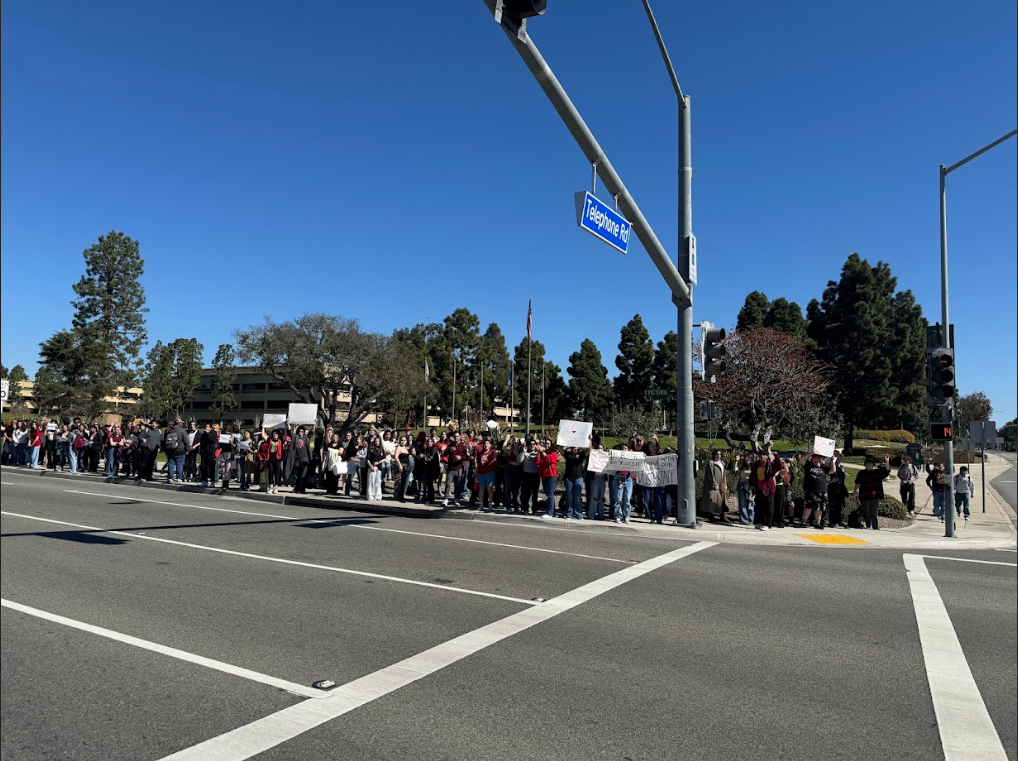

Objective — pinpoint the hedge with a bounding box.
[854,429,917,444]
[844,494,910,522]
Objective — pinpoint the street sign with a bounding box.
[574,191,632,254]
[683,234,697,285]
[969,420,997,445]
[0,379,8,401]
[647,389,671,400]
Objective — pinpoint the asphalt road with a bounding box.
[2,472,1016,761]
[992,451,1017,519]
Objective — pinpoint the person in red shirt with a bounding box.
[27,422,43,469]
[535,438,561,518]
[475,438,499,512]
[441,431,470,507]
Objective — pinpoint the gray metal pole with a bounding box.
[939,165,955,538]
[981,420,986,513]
[676,96,696,527]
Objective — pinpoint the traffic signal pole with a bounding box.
[937,128,1016,538]
[483,1,697,521]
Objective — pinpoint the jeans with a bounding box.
[932,490,945,518]
[104,448,120,476]
[185,451,198,481]
[612,475,633,521]
[587,476,606,519]
[166,453,185,481]
[954,492,970,517]
[861,498,880,529]
[68,447,79,474]
[29,446,41,469]
[443,468,467,503]
[737,482,754,524]
[899,483,916,511]
[541,476,558,516]
[15,443,28,466]
[520,472,540,512]
[59,442,71,470]
[647,485,666,522]
[504,467,521,510]
[564,476,584,519]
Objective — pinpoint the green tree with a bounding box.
[807,254,923,448]
[142,338,204,422]
[889,292,928,433]
[431,309,481,422]
[70,231,148,413]
[737,291,770,331]
[956,392,993,441]
[476,323,511,419]
[210,344,238,419]
[763,297,807,337]
[614,314,654,409]
[651,331,678,401]
[380,324,440,427]
[35,332,91,418]
[512,337,547,431]
[541,361,569,427]
[566,338,613,423]
[998,419,1016,449]
[5,364,30,408]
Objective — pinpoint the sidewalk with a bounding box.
[4,460,1015,550]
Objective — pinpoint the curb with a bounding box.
[5,467,1016,550]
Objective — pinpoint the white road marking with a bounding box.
[1,599,326,699]
[918,555,1017,567]
[0,511,539,607]
[159,540,717,761]
[994,549,1017,552]
[903,553,1008,761]
[64,489,634,564]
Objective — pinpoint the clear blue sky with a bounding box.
[2,0,1016,423]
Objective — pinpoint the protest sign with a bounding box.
[46,422,57,431]
[588,449,646,473]
[287,403,318,425]
[556,420,593,448]
[218,434,232,445]
[637,454,678,487]
[262,414,286,430]
[813,436,836,458]
[333,461,358,475]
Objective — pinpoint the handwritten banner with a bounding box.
[813,436,836,458]
[287,403,318,425]
[587,449,646,474]
[637,454,678,487]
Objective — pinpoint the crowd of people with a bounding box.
[2,417,969,530]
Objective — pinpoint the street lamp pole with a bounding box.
[640,0,696,527]
[938,128,1016,538]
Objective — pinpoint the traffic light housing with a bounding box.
[926,347,956,407]
[494,0,547,30]
[930,422,953,441]
[701,322,727,383]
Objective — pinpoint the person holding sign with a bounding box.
[561,441,589,520]
[535,438,561,519]
[258,429,286,493]
[611,443,635,524]
[798,451,836,529]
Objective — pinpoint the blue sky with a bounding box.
[2,0,1016,423]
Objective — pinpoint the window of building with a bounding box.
[241,400,265,410]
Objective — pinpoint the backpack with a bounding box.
[73,434,86,451]
[164,429,185,454]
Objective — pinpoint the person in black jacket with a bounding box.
[290,426,312,494]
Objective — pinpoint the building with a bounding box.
[1,379,143,426]
[183,366,376,428]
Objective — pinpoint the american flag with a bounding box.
[526,299,533,340]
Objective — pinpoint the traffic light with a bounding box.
[926,347,956,407]
[494,0,547,30]
[930,422,953,441]
[700,321,727,383]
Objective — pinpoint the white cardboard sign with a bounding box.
[637,454,678,487]
[587,449,646,474]
[813,436,836,458]
[287,403,318,425]
[262,414,287,430]
[556,419,592,448]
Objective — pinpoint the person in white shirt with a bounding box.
[953,466,974,520]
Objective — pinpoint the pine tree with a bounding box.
[614,314,655,409]
[566,338,613,423]
[512,337,547,429]
[142,338,204,422]
[70,231,148,413]
[6,365,30,407]
[889,291,928,433]
[477,323,511,417]
[210,344,238,420]
[651,331,678,402]
[763,298,807,337]
[737,291,770,331]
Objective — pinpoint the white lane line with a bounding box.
[1,599,325,699]
[903,554,1008,761]
[0,511,539,607]
[159,540,716,761]
[64,490,633,564]
[918,555,1017,567]
[994,549,1017,553]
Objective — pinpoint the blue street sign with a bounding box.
[574,191,632,254]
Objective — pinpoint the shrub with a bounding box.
[854,429,916,444]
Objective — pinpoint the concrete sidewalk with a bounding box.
[4,460,1015,550]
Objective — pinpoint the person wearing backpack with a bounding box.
[163,420,188,484]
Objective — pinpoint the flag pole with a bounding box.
[452,355,457,430]
[509,362,515,432]
[526,299,532,439]
[541,362,546,432]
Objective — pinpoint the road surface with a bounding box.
[2,472,1015,761]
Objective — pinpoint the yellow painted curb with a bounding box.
[796,533,869,545]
